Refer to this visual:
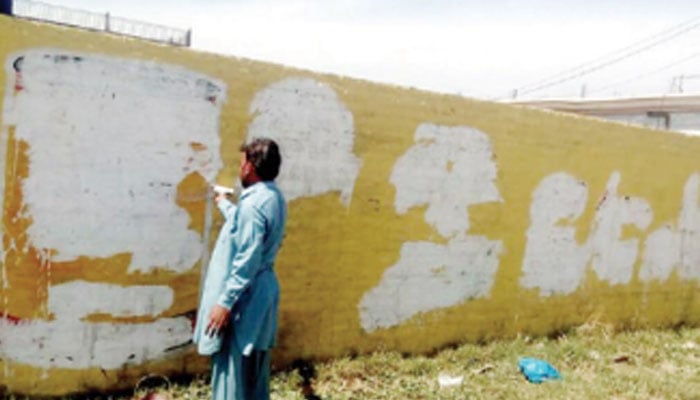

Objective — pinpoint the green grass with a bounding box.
[163,324,699,400]
[269,325,700,400]
[17,324,700,399]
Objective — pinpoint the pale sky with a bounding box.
[42,0,700,100]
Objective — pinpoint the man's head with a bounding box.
[239,137,281,187]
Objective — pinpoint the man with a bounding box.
[193,138,286,400]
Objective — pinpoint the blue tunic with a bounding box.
[192,197,237,355]
[193,181,286,399]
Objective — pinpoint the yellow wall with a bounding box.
[0,16,699,396]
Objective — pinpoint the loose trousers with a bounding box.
[211,337,270,400]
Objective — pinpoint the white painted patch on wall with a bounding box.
[247,77,361,205]
[0,317,192,369]
[678,173,700,280]
[2,275,184,371]
[391,123,502,238]
[520,172,590,295]
[48,281,174,319]
[0,49,225,371]
[359,238,502,332]
[639,225,680,281]
[1,50,226,273]
[589,172,652,285]
[359,124,502,332]
[640,173,700,281]
[522,171,653,294]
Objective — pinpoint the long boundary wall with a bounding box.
[0,16,699,396]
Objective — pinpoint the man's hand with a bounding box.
[206,304,231,337]
[214,190,227,203]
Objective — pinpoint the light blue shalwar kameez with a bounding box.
[193,181,286,400]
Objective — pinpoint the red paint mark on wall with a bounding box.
[14,73,24,93]
[13,56,24,93]
[2,314,24,325]
[596,191,609,211]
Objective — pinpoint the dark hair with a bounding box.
[240,137,281,181]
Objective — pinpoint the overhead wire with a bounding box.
[516,16,700,91]
[502,15,700,99]
[588,49,700,95]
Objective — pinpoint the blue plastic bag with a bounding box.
[518,357,561,383]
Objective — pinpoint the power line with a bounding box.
[504,15,700,98]
[588,50,700,95]
[517,19,700,97]
[516,16,700,93]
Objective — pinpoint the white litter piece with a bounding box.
[438,373,464,388]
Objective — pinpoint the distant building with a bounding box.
[509,94,700,135]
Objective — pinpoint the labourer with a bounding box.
[193,137,286,400]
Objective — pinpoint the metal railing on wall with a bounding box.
[10,0,191,47]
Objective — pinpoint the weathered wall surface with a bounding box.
[0,16,699,396]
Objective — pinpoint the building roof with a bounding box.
[506,94,700,116]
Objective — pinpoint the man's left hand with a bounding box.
[206,304,231,337]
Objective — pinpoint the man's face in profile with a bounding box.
[240,152,252,188]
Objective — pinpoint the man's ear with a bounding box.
[243,162,254,178]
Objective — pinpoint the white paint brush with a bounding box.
[211,184,235,195]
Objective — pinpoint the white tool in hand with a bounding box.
[212,184,235,195]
